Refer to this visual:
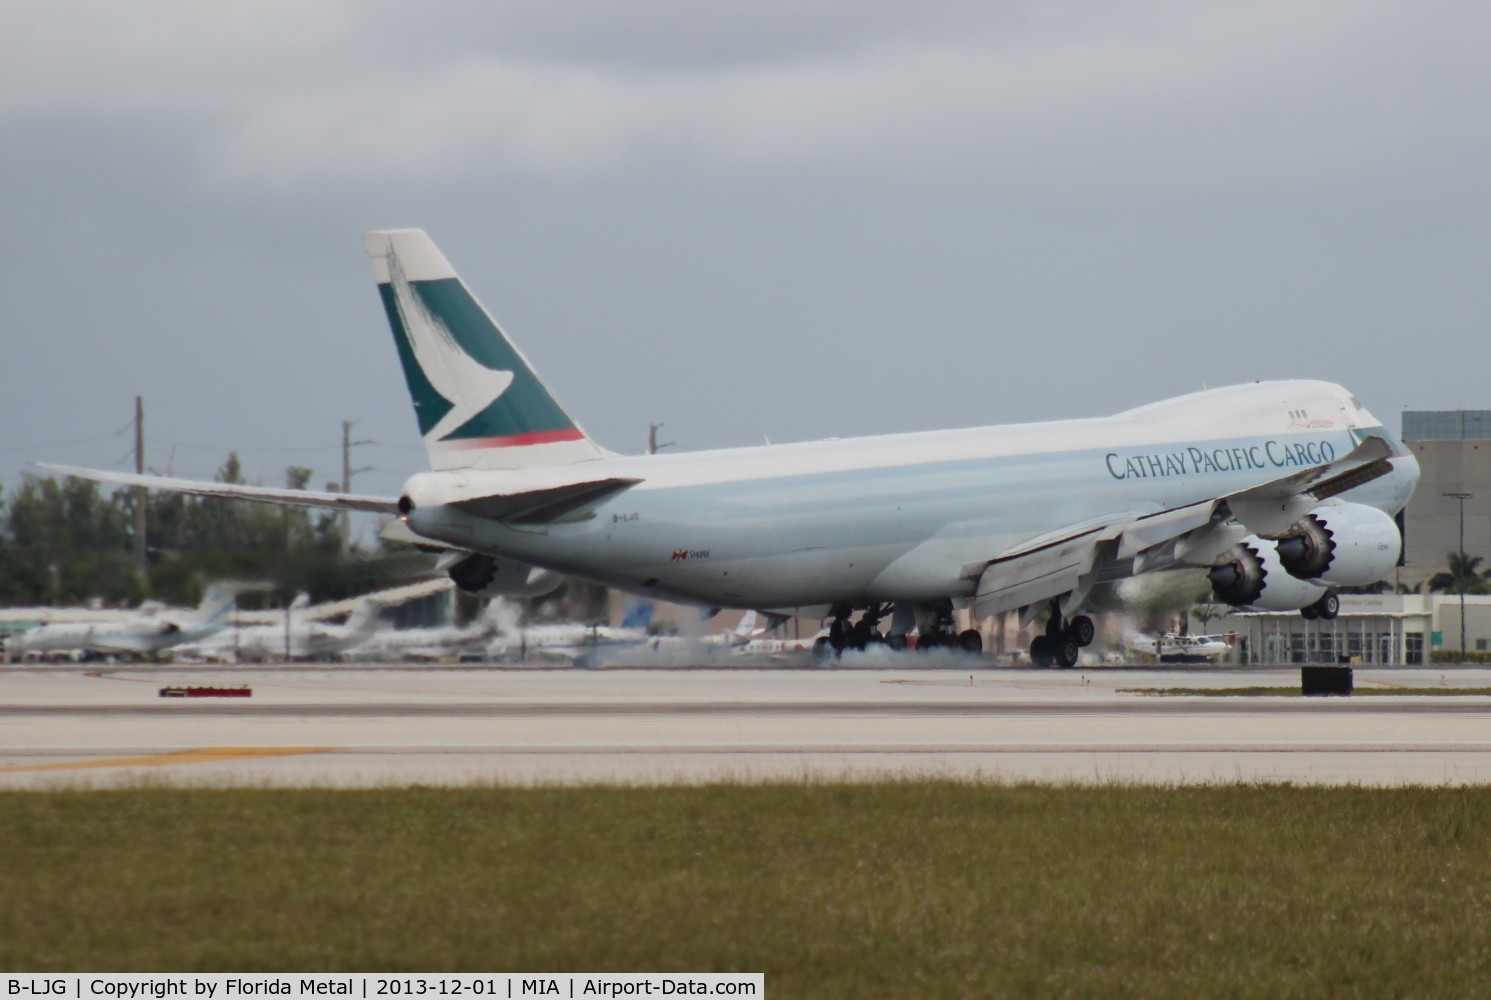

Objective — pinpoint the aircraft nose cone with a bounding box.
[1395,450,1422,497]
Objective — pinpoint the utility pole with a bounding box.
[341,420,373,547]
[134,396,147,576]
[1445,492,1473,659]
[648,422,675,456]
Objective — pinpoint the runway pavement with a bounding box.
[4,662,1491,788]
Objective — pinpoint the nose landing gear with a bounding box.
[1300,591,1340,621]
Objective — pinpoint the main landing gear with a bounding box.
[1029,602,1095,669]
[914,607,983,655]
[812,604,983,662]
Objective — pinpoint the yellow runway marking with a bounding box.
[0,746,335,774]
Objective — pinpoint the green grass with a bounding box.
[1124,686,1491,697]
[5,784,1491,996]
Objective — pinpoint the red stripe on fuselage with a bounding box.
[439,428,587,449]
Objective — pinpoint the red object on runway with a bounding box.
[159,686,252,698]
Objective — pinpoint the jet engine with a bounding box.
[1274,502,1402,587]
[1209,537,1328,612]
[445,553,564,598]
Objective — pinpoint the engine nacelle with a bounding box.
[1274,502,1402,588]
[445,553,564,598]
[1209,536,1328,611]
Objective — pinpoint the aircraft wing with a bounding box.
[972,512,1168,622]
[968,434,1398,620]
[43,464,638,527]
[38,464,399,514]
[1221,433,1393,537]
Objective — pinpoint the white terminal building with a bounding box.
[1217,594,1491,666]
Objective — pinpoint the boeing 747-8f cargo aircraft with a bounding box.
[44,230,1420,666]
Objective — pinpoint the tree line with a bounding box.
[0,456,428,610]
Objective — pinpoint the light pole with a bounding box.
[1445,492,1473,659]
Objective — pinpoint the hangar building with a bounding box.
[1399,410,1491,588]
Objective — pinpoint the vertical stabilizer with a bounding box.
[193,584,238,621]
[341,598,384,641]
[364,229,603,471]
[178,583,241,642]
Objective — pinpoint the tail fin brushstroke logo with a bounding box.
[385,248,513,443]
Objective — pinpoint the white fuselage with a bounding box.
[399,380,1420,611]
[16,607,229,658]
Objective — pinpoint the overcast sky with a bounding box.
[3,1,1489,502]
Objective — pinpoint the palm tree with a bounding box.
[1427,552,1491,595]
[1192,592,1230,634]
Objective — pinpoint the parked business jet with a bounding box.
[346,599,514,663]
[44,230,1420,667]
[15,583,243,660]
[185,593,384,662]
[484,602,655,664]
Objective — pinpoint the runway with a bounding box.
[4,663,1491,788]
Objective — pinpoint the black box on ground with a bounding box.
[1302,666,1353,696]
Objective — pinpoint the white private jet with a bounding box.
[482,602,657,664]
[13,583,243,660]
[488,609,761,666]
[44,229,1420,668]
[184,593,384,662]
[346,599,516,662]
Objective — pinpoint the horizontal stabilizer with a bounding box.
[38,464,399,515]
[450,477,642,524]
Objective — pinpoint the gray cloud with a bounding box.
[2,1,1489,502]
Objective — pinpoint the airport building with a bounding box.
[1399,410,1491,588]
[1217,594,1491,665]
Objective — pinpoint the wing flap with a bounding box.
[1116,501,1218,560]
[973,524,1123,620]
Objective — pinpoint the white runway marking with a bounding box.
[3,665,1491,787]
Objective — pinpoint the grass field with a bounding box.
[4,784,1491,996]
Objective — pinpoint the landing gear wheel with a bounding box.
[1030,635,1055,668]
[1055,636,1081,668]
[1316,592,1340,621]
[828,619,847,649]
[1069,615,1095,648]
[958,629,983,655]
[812,637,836,663]
[1300,604,1320,621]
[885,634,908,652]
